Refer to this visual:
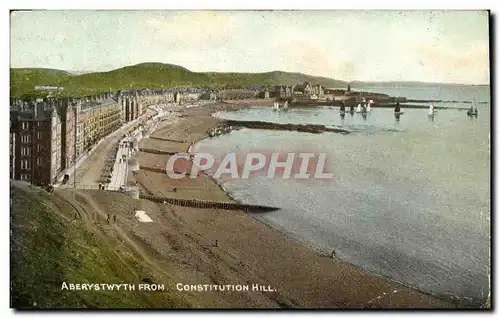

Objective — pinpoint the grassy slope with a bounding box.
[10,63,348,99]
[10,68,73,99]
[10,182,189,309]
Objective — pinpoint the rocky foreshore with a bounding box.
[223,119,350,134]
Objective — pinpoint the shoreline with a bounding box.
[130,99,458,308]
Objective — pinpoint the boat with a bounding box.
[428,104,435,117]
[355,103,362,113]
[283,101,289,111]
[467,109,478,117]
[394,101,402,113]
[467,100,478,117]
[366,100,373,112]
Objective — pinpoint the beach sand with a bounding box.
[122,100,452,308]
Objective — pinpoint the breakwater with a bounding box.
[367,103,469,110]
[223,120,350,134]
[150,136,190,143]
[139,166,167,174]
[406,99,488,104]
[139,148,178,155]
[139,193,280,212]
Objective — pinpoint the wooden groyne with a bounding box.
[139,166,194,177]
[139,148,178,155]
[150,136,189,143]
[139,193,280,212]
[139,166,166,174]
[223,120,350,134]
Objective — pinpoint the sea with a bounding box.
[192,85,491,303]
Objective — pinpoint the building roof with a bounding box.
[10,107,55,122]
[80,98,118,113]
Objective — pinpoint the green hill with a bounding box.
[10,68,73,99]
[10,63,348,99]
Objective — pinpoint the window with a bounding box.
[37,132,42,140]
[36,157,41,166]
[22,122,29,130]
[37,144,41,153]
[21,159,30,170]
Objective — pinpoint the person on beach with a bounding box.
[340,103,346,112]
[107,213,110,223]
[113,215,117,223]
[394,101,401,113]
[331,249,336,258]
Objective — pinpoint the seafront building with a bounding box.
[277,82,325,100]
[9,90,177,186]
[10,101,62,185]
[9,83,327,186]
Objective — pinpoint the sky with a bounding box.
[10,10,490,84]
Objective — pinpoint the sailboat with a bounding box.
[394,101,404,115]
[283,100,289,111]
[356,103,362,113]
[467,98,479,117]
[428,104,435,117]
[366,100,373,112]
[273,102,280,111]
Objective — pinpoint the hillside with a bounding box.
[10,68,73,99]
[204,71,347,89]
[9,182,300,309]
[10,63,348,99]
[10,182,189,309]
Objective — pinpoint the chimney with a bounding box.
[33,101,44,119]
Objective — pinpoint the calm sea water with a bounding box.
[193,85,491,302]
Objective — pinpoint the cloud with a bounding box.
[280,40,332,75]
[144,11,236,50]
[414,40,490,83]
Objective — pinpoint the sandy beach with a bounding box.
[117,99,454,308]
